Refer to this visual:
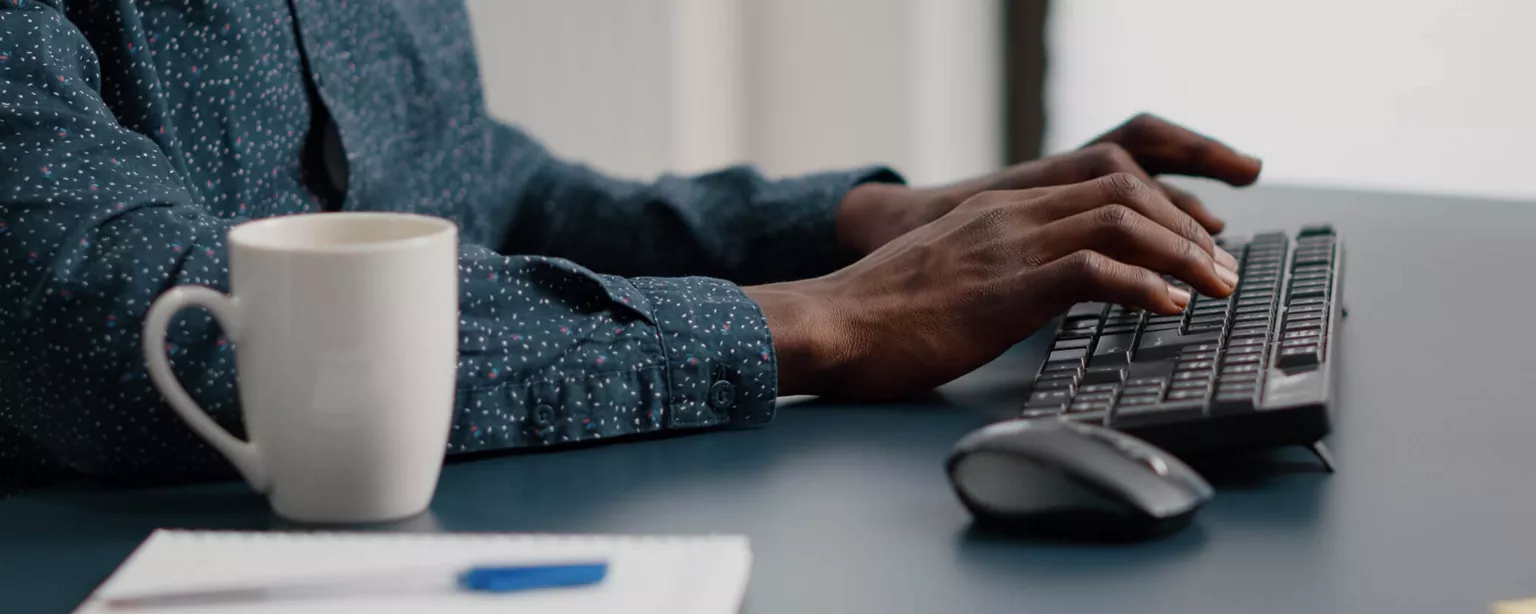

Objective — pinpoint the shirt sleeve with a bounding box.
[0,3,785,483]
[492,122,904,286]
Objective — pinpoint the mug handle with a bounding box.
[142,286,268,492]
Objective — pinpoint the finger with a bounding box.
[990,141,1151,191]
[1091,113,1262,186]
[1159,179,1225,234]
[1023,173,1217,258]
[1069,142,1228,235]
[1027,250,1190,316]
[1026,206,1236,298]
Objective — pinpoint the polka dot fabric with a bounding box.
[0,0,900,491]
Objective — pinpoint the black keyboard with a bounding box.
[1021,225,1344,456]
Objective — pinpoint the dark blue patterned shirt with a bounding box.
[0,0,898,490]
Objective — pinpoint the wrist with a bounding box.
[835,182,922,260]
[744,280,851,397]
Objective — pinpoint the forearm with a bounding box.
[490,121,903,285]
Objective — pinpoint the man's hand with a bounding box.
[752,173,1240,400]
[836,113,1262,257]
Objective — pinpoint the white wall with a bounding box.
[466,0,675,179]
[467,0,1003,186]
[1048,0,1536,200]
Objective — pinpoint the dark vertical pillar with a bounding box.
[1004,0,1049,163]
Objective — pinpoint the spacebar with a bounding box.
[1135,330,1221,361]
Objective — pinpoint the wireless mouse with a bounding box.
[946,419,1213,540]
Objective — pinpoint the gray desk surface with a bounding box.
[5,184,1536,613]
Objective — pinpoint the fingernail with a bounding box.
[1214,246,1239,270]
[1215,262,1239,290]
[1167,285,1192,309]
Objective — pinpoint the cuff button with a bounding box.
[708,380,736,411]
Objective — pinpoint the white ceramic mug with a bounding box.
[142,212,459,523]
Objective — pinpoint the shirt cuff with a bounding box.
[628,276,778,429]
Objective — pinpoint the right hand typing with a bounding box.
[747,172,1241,400]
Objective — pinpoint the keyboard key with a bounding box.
[1222,353,1262,365]
[1142,322,1181,332]
[1229,329,1269,341]
[1032,378,1076,392]
[1026,390,1071,408]
[1182,351,1216,362]
[1167,388,1208,401]
[1216,379,1258,393]
[1080,366,1125,385]
[1176,360,1213,371]
[1283,323,1322,335]
[1125,377,1167,388]
[1042,361,1081,373]
[1067,399,1111,413]
[1188,314,1226,327]
[1114,400,1205,427]
[1116,394,1160,407]
[1285,305,1326,317]
[1187,323,1223,333]
[1298,223,1334,237]
[1226,344,1265,355]
[1047,348,1086,364]
[1173,370,1213,381]
[1173,379,1210,392]
[1066,411,1107,425]
[1063,316,1098,329]
[1221,363,1261,376]
[1277,345,1322,368]
[1091,334,1136,366]
[1170,379,1209,391]
[1022,406,1062,418]
[1078,383,1120,394]
[1293,253,1333,268]
[1075,389,1114,401]
[1066,302,1110,319]
[1101,325,1139,335]
[1037,368,1077,381]
[1052,337,1092,350]
[1228,337,1266,347]
[1289,287,1327,301]
[1136,329,1221,361]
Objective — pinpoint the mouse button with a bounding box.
[953,451,1125,516]
[1066,423,1170,472]
[1073,426,1213,500]
[1050,436,1204,519]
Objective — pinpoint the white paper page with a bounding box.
[74,530,751,614]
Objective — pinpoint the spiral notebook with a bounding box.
[74,529,752,614]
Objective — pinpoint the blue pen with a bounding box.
[458,562,609,592]
[99,561,609,609]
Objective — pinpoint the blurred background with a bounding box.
[468,0,1535,200]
